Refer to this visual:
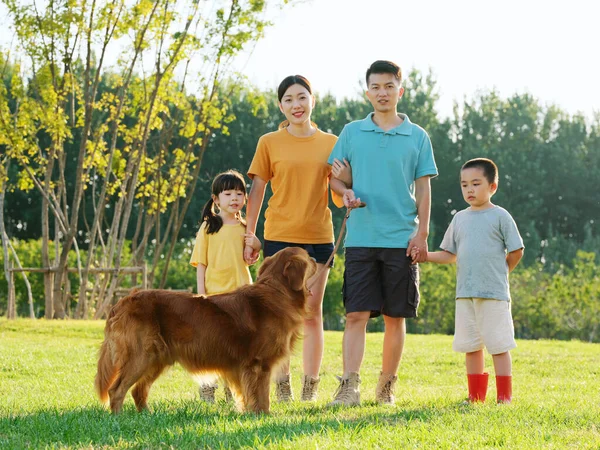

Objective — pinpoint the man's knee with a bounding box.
[383,316,405,332]
[345,311,370,328]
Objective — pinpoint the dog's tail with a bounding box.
[95,313,119,405]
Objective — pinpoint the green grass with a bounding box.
[1,319,598,449]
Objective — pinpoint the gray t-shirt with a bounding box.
[440,205,524,301]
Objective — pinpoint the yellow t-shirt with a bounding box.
[248,127,338,243]
[189,221,252,295]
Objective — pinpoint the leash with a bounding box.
[307,202,366,291]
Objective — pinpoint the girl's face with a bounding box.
[460,167,497,210]
[278,84,314,126]
[213,188,246,218]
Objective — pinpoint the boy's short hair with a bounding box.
[461,158,499,185]
[366,60,402,85]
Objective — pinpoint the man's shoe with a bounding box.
[328,372,361,406]
[375,371,398,405]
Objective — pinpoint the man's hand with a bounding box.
[410,247,422,263]
[407,234,428,263]
[342,189,362,209]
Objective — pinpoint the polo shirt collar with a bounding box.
[360,113,413,135]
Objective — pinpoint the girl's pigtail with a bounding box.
[201,198,223,234]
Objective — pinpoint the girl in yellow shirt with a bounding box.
[190,169,260,402]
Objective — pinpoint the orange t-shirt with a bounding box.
[248,127,337,244]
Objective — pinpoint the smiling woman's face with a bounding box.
[278,83,314,125]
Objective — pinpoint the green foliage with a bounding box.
[1,320,599,449]
[2,241,599,343]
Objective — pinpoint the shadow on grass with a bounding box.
[0,399,471,448]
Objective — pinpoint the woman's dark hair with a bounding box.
[461,158,499,185]
[366,60,402,85]
[200,170,247,234]
[277,75,312,102]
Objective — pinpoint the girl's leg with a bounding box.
[303,263,329,377]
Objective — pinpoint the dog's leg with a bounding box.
[241,365,272,414]
[108,358,150,414]
[131,363,166,412]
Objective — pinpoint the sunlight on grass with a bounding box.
[1,319,599,449]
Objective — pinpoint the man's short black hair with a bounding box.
[366,60,402,85]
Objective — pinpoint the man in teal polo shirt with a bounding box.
[328,60,438,406]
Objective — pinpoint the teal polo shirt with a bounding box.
[328,113,438,248]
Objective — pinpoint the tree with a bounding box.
[0,0,292,318]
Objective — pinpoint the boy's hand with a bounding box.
[332,158,352,186]
[342,189,362,209]
[407,234,428,263]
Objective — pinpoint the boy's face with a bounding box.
[365,73,404,114]
[460,167,497,210]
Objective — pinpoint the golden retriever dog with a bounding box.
[95,247,316,414]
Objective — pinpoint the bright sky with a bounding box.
[235,0,600,119]
[1,0,598,120]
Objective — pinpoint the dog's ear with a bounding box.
[257,255,274,279]
[283,255,308,291]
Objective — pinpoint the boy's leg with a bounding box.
[492,351,513,404]
[454,299,487,402]
[466,349,485,374]
[491,351,512,376]
[478,299,516,404]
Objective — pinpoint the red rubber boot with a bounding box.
[496,375,512,404]
[467,373,489,403]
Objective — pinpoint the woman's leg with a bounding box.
[303,263,329,377]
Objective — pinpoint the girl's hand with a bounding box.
[243,231,261,265]
[244,232,262,251]
[244,244,260,265]
[332,158,352,186]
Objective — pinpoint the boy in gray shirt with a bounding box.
[414,158,524,404]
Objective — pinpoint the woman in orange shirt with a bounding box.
[244,75,346,402]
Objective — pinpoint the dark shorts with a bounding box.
[343,247,420,318]
[263,240,335,267]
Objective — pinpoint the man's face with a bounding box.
[365,73,404,113]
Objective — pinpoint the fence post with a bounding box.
[142,263,148,289]
[44,269,54,319]
[8,260,16,319]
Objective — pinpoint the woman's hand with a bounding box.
[332,158,352,187]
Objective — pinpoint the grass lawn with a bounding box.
[0,318,598,449]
